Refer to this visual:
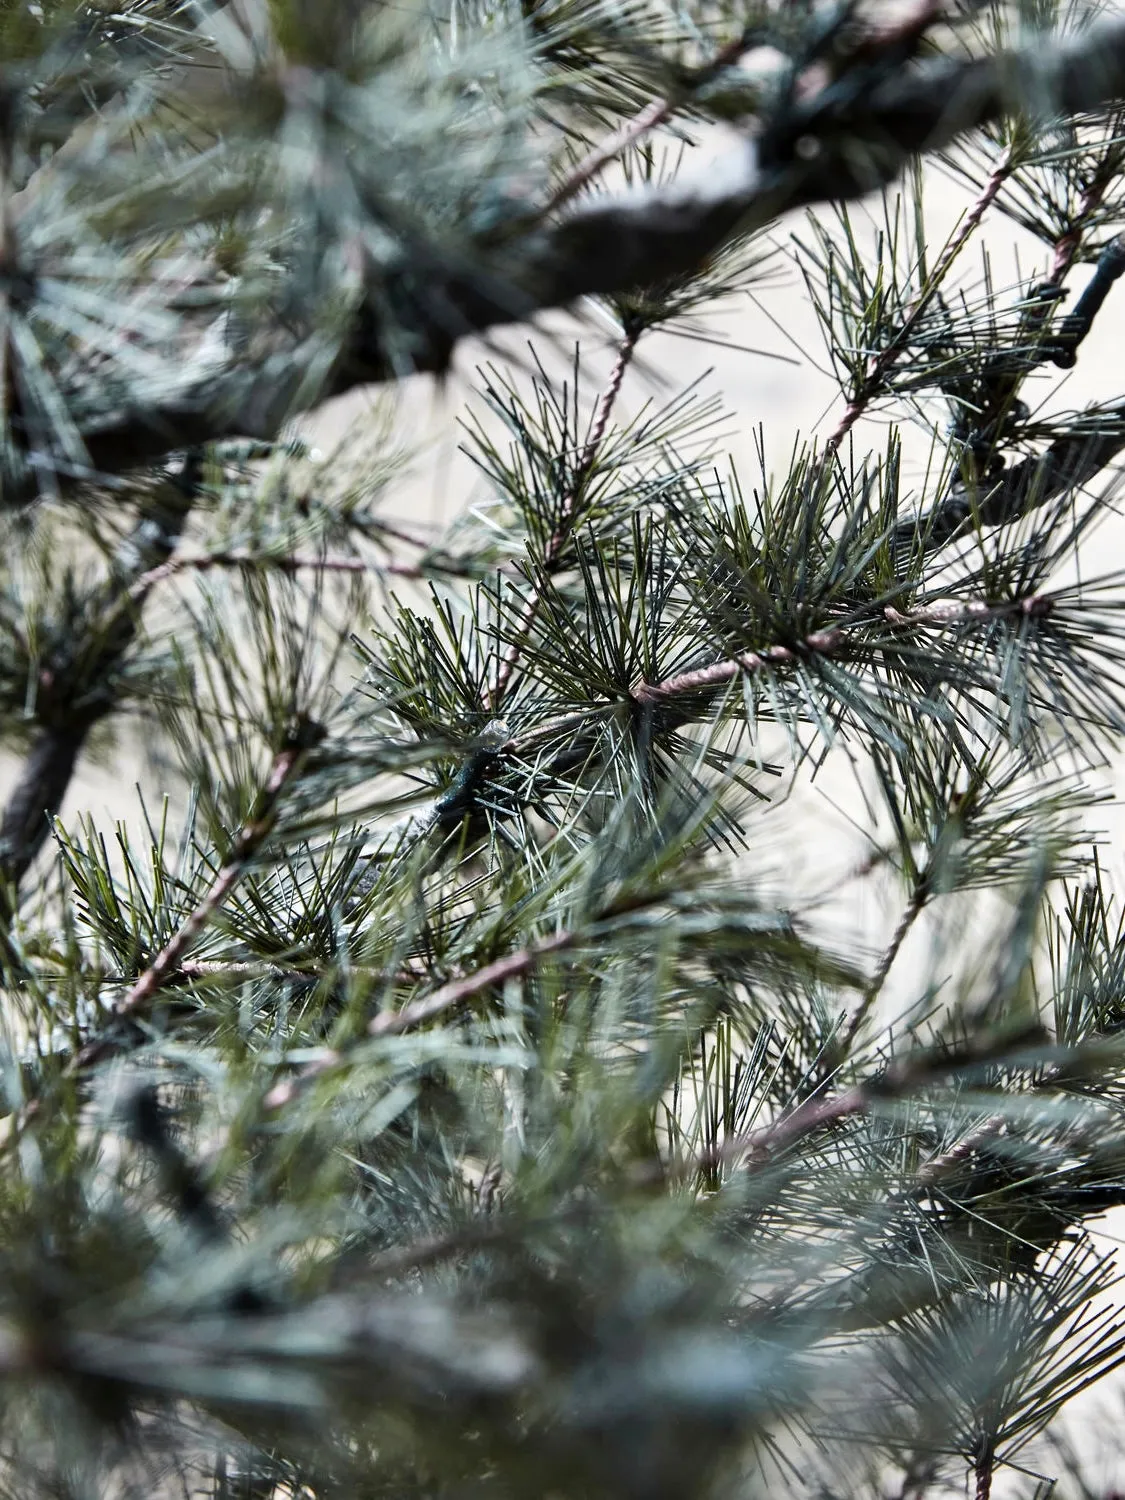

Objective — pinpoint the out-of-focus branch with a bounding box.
[0,457,200,905]
[129,547,441,598]
[318,14,1125,363]
[12,15,1125,503]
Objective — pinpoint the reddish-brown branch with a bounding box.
[131,549,434,599]
[369,928,576,1037]
[684,1022,1046,1181]
[821,146,1015,466]
[262,927,578,1109]
[542,34,757,217]
[73,725,319,1071]
[633,594,1052,704]
[837,886,928,1053]
[489,328,640,708]
[1047,173,1113,288]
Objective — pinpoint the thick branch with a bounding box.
[893,403,1125,555]
[13,16,1125,499]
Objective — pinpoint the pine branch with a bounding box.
[299,14,1125,373]
[489,326,639,708]
[368,591,1059,863]
[897,152,1125,557]
[837,887,928,1053]
[893,401,1125,556]
[684,1021,1048,1179]
[819,145,1015,468]
[130,547,451,597]
[13,15,1125,502]
[263,928,578,1109]
[368,927,576,1038]
[0,455,200,904]
[634,594,1055,704]
[540,29,760,215]
[72,715,323,1072]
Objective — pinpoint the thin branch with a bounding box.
[72,717,322,1071]
[900,159,1125,555]
[368,592,1057,859]
[129,548,439,599]
[261,926,578,1108]
[820,146,1014,465]
[671,1021,1048,1181]
[368,928,575,1037]
[836,887,928,1055]
[489,326,640,708]
[541,31,757,216]
[545,0,948,217]
[633,594,1053,704]
[891,401,1125,556]
[0,458,200,903]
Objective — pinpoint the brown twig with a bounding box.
[372,590,1057,857]
[72,719,322,1072]
[820,146,1015,468]
[633,594,1052,704]
[672,1021,1047,1182]
[1047,172,1113,289]
[541,33,756,217]
[489,328,640,708]
[368,928,575,1037]
[130,549,434,599]
[837,887,928,1054]
[261,928,578,1110]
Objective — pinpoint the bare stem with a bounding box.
[974,1438,995,1500]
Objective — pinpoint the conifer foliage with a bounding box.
[5,1,1125,1496]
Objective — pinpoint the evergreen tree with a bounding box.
[6,1,1125,1495]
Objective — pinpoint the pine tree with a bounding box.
[6,1,1125,1496]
